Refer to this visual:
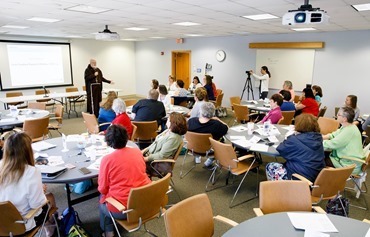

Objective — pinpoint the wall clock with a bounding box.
[216,50,226,62]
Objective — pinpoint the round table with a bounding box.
[0,109,50,128]
[241,100,271,113]
[223,212,370,237]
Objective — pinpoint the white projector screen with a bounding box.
[0,40,73,90]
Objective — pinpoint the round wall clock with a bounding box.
[216,50,226,62]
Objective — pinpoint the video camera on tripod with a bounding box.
[241,70,254,100]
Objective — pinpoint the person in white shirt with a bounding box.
[0,133,47,232]
[158,85,171,107]
[168,75,178,91]
[250,66,271,100]
[188,87,208,118]
[189,76,203,90]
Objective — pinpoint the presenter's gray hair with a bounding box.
[112,98,127,114]
[200,102,215,118]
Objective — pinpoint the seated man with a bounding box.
[187,102,228,168]
[132,89,166,128]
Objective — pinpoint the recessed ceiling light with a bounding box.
[242,14,278,20]
[125,27,149,31]
[173,22,201,26]
[1,25,29,29]
[27,17,61,23]
[65,5,112,14]
[184,34,204,37]
[150,36,165,39]
[291,27,316,31]
[352,3,370,11]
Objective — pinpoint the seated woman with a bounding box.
[345,95,361,126]
[98,91,117,131]
[99,125,151,237]
[174,79,188,97]
[189,76,202,90]
[151,79,159,90]
[258,94,283,124]
[203,75,215,101]
[280,80,295,102]
[323,106,365,175]
[167,75,177,91]
[266,114,325,182]
[110,98,133,139]
[158,84,171,107]
[279,90,295,111]
[312,85,323,104]
[295,88,319,117]
[143,112,187,163]
[0,133,51,233]
[188,87,208,118]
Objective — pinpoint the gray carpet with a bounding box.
[46,110,370,237]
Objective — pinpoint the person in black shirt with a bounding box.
[132,89,166,127]
[187,102,228,168]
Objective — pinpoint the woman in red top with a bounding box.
[295,88,319,116]
[111,98,133,139]
[98,125,151,237]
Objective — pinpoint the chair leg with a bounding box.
[179,150,196,179]
[144,223,158,237]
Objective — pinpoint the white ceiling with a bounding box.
[1,0,370,41]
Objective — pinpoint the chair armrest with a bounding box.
[151,159,175,164]
[363,219,370,224]
[49,116,62,121]
[24,200,49,220]
[339,156,366,164]
[292,173,313,186]
[237,154,255,161]
[312,206,326,214]
[213,215,238,227]
[105,197,126,212]
[253,208,264,217]
[13,128,22,133]
[98,122,111,128]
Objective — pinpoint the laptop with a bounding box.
[36,165,67,179]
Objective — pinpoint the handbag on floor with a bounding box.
[326,195,349,217]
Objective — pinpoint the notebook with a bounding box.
[37,165,67,179]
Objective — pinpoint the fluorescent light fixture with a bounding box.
[291,27,316,31]
[233,31,250,35]
[173,22,201,26]
[121,38,137,41]
[352,3,370,11]
[65,5,112,14]
[184,34,204,37]
[150,36,165,39]
[242,14,278,20]
[27,17,61,23]
[0,31,8,34]
[1,25,29,29]
[125,27,149,31]
[66,35,83,38]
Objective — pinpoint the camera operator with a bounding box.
[249,66,271,100]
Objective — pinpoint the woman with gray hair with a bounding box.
[323,106,365,174]
[279,80,295,102]
[110,98,133,139]
[187,102,228,167]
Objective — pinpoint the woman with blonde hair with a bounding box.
[0,133,50,233]
[98,91,118,131]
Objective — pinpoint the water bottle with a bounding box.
[263,119,271,135]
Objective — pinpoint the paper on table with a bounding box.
[230,136,247,140]
[0,118,16,122]
[250,143,269,152]
[366,227,370,237]
[87,157,103,170]
[247,100,258,104]
[304,229,330,237]
[47,156,65,166]
[232,139,252,148]
[268,136,279,143]
[247,104,256,108]
[287,212,338,233]
[32,141,57,152]
[66,134,84,142]
[249,135,261,144]
[256,107,270,111]
[230,126,247,132]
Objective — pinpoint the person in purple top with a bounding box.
[259,94,283,124]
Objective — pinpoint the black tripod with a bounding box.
[241,72,254,100]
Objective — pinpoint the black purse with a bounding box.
[326,195,349,217]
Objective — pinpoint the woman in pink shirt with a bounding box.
[259,94,283,124]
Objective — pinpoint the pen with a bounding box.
[75,159,91,163]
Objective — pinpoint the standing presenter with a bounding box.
[250,66,271,100]
[84,58,114,117]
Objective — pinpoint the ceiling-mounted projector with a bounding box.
[282,0,329,25]
[95,25,120,41]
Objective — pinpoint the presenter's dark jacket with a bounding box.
[84,64,111,115]
[277,132,325,182]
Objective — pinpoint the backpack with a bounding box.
[68,224,91,237]
[60,206,81,235]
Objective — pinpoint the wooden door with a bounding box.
[172,51,191,89]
